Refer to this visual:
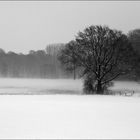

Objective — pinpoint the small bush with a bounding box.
[83,75,114,94]
[83,76,96,94]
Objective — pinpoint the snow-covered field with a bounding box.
[0,78,140,139]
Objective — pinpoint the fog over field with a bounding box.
[0,78,82,95]
[0,78,140,95]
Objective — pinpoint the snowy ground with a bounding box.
[0,78,140,139]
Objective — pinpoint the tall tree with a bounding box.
[59,25,137,94]
[58,41,79,79]
[128,29,140,54]
[128,29,140,79]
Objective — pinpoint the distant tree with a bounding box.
[36,50,46,56]
[0,49,7,76]
[128,29,140,79]
[29,50,36,55]
[1,63,8,77]
[0,47,72,78]
[46,43,66,78]
[128,29,140,54]
[58,41,79,80]
[7,51,17,56]
[58,25,137,94]
[0,48,5,55]
[46,43,65,56]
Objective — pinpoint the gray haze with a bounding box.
[0,1,140,54]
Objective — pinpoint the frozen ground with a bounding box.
[0,78,140,139]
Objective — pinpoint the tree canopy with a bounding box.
[58,25,137,94]
[128,29,140,54]
[128,29,140,79]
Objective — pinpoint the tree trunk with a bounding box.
[96,80,103,94]
[73,64,76,80]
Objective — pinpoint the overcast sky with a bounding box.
[0,1,140,54]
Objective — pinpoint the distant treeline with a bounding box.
[0,43,75,78]
[0,28,139,80]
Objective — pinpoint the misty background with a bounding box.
[0,1,140,78]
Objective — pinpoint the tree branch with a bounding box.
[102,72,121,84]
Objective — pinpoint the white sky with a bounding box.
[0,1,140,54]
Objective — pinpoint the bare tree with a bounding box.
[58,41,80,80]
[58,25,137,94]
